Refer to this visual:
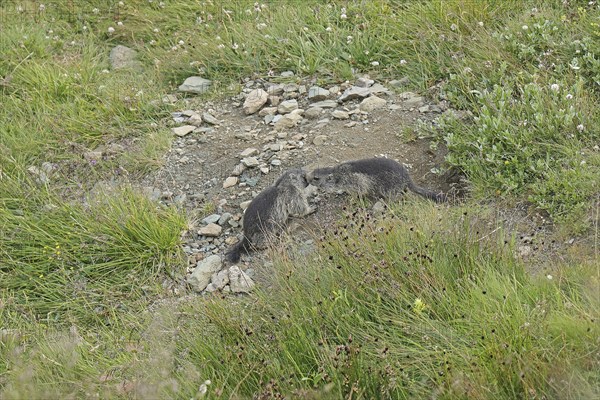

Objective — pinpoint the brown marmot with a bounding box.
[306,157,446,202]
[225,169,315,263]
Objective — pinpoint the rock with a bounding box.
[243,89,269,115]
[389,77,410,88]
[223,176,238,188]
[264,114,275,124]
[83,151,103,162]
[240,148,259,157]
[241,157,259,167]
[304,107,323,119]
[260,166,269,174]
[202,112,219,125]
[162,94,178,103]
[277,99,298,114]
[418,105,430,113]
[368,83,391,96]
[518,245,532,257]
[359,96,387,112]
[310,100,338,109]
[313,135,327,145]
[266,84,284,96]
[172,125,196,137]
[331,110,350,120]
[400,92,425,108]
[283,83,298,93]
[178,76,212,94]
[270,159,282,166]
[339,86,370,102]
[202,214,221,225]
[211,269,230,290]
[274,113,303,130]
[199,223,222,237]
[188,114,203,126]
[372,201,386,214]
[218,213,232,225]
[267,96,281,106]
[308,86,329,101]
[187,255,222,292]
[228,266,255,293]
[258,107,278,117]
[109,45,141,70]
[232,163,246,176]
[356,77,374,88]
[281,70,294,77]
[240,200,252,210]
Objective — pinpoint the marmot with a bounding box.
[306,157,446,203]
[225,169,315,263]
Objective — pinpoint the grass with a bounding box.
[0,0,599,398]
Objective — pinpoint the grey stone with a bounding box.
[202,112,219,125]
[356,77,374,88]
[258,107,278,117]
[313,135,327,145]
[310,100,338,109]
[267,96,281,106]
[241,157,260,167]
[109,45,141,70]
[172,125,196,137]
[277,99,298,114]
[339,86,370,102]
[211,269,230,290]
[389,77,410,88]
[243,89,269,115]
[308,86,329,101]
[265,84,284,96]
[187,255,222,292]
[199,223,222,237]
[232,163,246,176]
[240,148,259,157]
[368,83,391,96]
[331,110,350,120]
[188,114,203,126]
[240,200,252,210]
[223,176,238,188]
[281,70,294,77]
[274,113,302,130]
[202,214,221,225]
[359,96,387,112]
[418,105,430,113]
[178,76,212,94]
[229,266,255,293]
[304,107,323,119]
[218,212,232,225]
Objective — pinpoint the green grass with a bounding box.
[0,0,599,398]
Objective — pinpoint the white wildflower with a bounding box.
[119,1,124,6]
[101,69,109,74]
[341,13,347,19]
[256,23,267,30]
[117,21,123,26]
[107,27,115,33]
[546,274,553,280]
[82,25,88,31]
[325,26,332,32]
[522,25,528,30]
[346,35,353,43]
[478,21,484,27]
[550,83,559,92]
[217,44,225,49]
[400,59,407,65]
[149,40,156,45]
[450,23,458,31]
[92,8,99,14]
[39,4,46,11]
[566,93,573,100]
[178,40,185,45]
[303,27,309,31]
[171,46,177,51]
[577,124,584,132]
[231,43,239,49]
[371,61,380,66]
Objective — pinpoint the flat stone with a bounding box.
[202,214,221,225]
[240,148,259,157]
[218,213,232,225]
[355,77,374,88]
[310,100,338,109]
[178,76,212,94]
[202,112,219,125]
[229,266,255,293]
[359,95,387,112]
[339,86,370,102]
[267,96,281,106]
[187,255,222,292]
[240,200,252,210]
[368,83,391,96]
[277,99,298,114]
[265,84,284,96]
[83,151,103,161]
[243,89,269,115]
[313,135,327,145]
[331,110,350,120]
[418,105,430,113]
[258,107,278,117]
[281,70,294,77]
[211,269,230,290]
[188,114,203,126]
[274,113,303,130]
[223,176,238,188]
[232,163,246,176]
[308,86,329,101]
[241,157,260,167]
[199,223,222,237]
[304,107,323,119]
[389,77,410,88]
[109,45,141,70]
[172,125,196,137]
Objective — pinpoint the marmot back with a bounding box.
[307,157,446,202]
[225,169,315,263]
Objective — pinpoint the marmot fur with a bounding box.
[225,169,315,263]
[306,157,446,203]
